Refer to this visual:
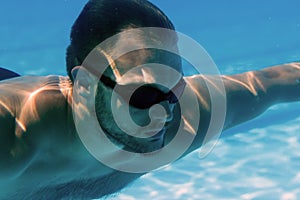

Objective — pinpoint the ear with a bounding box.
[71,66,81,80]
[71,66,98,91]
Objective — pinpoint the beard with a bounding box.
[95,83,164,153]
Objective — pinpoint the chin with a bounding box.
[124,129,166,153]
[105,129,165,153]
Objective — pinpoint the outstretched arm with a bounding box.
[182,62,300,153]
[223,62,300,130]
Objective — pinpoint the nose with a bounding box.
[155,100,174,122]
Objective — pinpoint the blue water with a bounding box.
[1,0,300,199]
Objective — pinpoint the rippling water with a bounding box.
[117,103,300,200]
[1,0,300,199]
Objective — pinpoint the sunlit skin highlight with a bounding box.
[0,63,300,199]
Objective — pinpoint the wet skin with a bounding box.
[0,62,300,199]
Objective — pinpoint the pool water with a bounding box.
[1,0,300,199]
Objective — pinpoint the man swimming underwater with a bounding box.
[1,0,300,199]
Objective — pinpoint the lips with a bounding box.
[146,128,166,141]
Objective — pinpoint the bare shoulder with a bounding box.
[0,75,72,129]
[0,75,73,181]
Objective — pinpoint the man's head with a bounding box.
[67,0,184,153]
[66,0,181,80]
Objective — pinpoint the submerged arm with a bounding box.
[182,62,300,153]
[223,62,300,129]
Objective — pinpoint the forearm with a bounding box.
[223,62,300,129]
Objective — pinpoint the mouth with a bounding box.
[146,128,166,141]
[104,129,166,153]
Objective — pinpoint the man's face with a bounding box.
[95,48,184,153]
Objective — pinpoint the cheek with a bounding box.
[110,92,151,128]
[129,106,151,127]
[95,87,118,131]
[106,96,137,134]
[116,100,151,129]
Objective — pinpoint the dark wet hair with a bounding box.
[66,0,180,81]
